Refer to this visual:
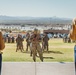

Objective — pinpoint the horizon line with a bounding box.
[0,15,73,19]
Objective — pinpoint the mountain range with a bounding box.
[0,15,72,24]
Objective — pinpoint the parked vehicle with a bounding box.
[47,33,53,38]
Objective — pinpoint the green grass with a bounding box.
[2,38,75,62]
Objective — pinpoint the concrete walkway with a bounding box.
[2,62,75,75]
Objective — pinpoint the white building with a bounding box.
[0,25,21,30]
[0,24,71,31]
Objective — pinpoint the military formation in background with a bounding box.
[4,26,75,62]
[3,29,49,62]
[3,27,75,62]
[4,35,15,43]
[63,36,71,43]
[3,28,75,62]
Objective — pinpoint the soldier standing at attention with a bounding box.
[20,35,24,51]
[42,33,49,51]
[11,36,15,43]
[8,35,11,43]
[16,34,24,52]
[26,32,30,51]
[30,29,43,62]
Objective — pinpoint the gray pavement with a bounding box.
[2,62,75,75]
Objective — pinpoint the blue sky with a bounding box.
[0,0,76,18]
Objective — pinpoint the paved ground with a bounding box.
[2,62,75,75]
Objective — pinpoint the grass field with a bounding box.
[2,38,75,62]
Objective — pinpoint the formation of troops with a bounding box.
[4,27,75,62]
[4,36,15,43]
[5,24,75,62]
[3,18,76,62]
[4,29,49,62]
[63,36,71,43]
[16,29,49,62]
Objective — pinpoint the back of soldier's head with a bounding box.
[18,34,21,38]
[34,28,38,34]
[34,28,38,31]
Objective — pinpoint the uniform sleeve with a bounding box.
[30,35,33,41]
[16,38,17,42]
[38,34,42,41]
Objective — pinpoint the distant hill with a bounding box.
[0,15,72,25]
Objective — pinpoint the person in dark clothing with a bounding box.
[42,33,49,51]
[11,36,15,43]
[26,33,30,51]
[8,36,11,43]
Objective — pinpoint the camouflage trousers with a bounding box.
[30,43,43,62]
[16,43,24,52]
[26,42,30,51]
[42,42,48,51]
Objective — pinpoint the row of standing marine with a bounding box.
[4,36,15,43]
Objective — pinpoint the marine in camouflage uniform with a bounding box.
[16,34,24,52]
[8,36,11,43]
[42,33,49,51]
[11,36,15,43]
[26,33,31,51]
[30,29,43,62]
[63,36,67,43]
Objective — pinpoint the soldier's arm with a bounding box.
[38,34,42,41]
[30,35,33,41]
[16,38,17,43]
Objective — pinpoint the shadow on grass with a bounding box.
[22,51,54,59]
[43,51,63,54]
[22,50,63,55]
[36,55,54,59]
[22,51,30,53]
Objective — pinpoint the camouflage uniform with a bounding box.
[11,36,15,43]
[42,34,49,51]
[16,35,24,52]
[63,36,67,43]
[8,36,11,43]
[26,33,31,51]
[30,29,43,62]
